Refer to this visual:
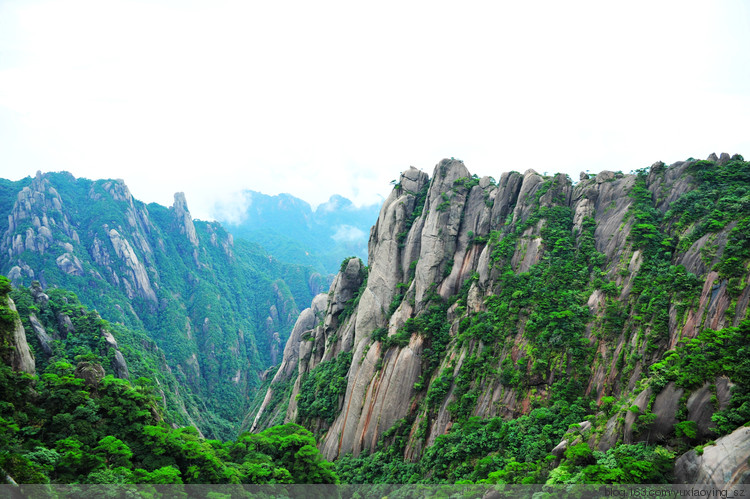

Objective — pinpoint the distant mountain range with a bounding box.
[0,171,329,439]
[213,191,381,275]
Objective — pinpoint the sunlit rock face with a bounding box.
[253,154,750,470]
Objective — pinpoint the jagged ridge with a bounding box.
[254,154,750,484]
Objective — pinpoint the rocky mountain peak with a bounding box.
[252,154,750,473]
[171,192,199,247]
[1,172,79,276]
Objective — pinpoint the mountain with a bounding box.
[0,276,337,485]
[252,155,750,485]
[0,172,329,439]
[214,190,381,275]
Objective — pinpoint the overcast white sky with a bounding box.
[1,0,749,221]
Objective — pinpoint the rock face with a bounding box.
[675,426,750,485]
[252,154,750,467]
[74,361,106,387]
[107,228,157,302]
[171,192,200,247]
[102,328,130,379]
[0,171,322,439]
[2,297,35,374]
[28,314,54,356]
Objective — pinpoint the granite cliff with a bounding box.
[253,155,750,485]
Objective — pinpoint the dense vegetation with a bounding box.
[1,173,326,439]
[0,276,337,485]
[3,156,750,486]
[324,157,750,485]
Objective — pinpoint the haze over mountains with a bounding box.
[213,190,381,275]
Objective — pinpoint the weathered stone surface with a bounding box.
[55,252,84,275]
[259,156,750,463]
[107,229,157,302]
[102,329,129,379]
[645,382,684,443]
[596,413,623,451]
[249,293,328,432]
[30,281,49,307]
[171,192,199,247]
[56,312,74,339]
[675,426,750,485]
[3,298,35,374]
[596,170,616,183]
[328,258,365,321]
[28,313,54,356]
[686,377,734,440]
[413,159,471,305]
[74,361,106,387]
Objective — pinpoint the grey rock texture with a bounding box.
[171,192,200,247]
[74,361,106,387]
[107,229,157,302]
[249,293,328,432]
[28,313,54,356]
[675,426,750,485]
[101,328,129,379]
[3,297,35,374]
[253,156,750,463]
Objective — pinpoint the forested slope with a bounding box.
[0,172,327,438]
[254,154,750,485]
[0,276,337,485]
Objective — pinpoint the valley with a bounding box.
[1,154,749,486]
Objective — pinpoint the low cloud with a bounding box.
[331,225,366,243]
[210,191,252,226]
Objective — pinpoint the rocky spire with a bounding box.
[171,192,199,247]
[2,297,35,374]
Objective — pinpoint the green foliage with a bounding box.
[1,172,329,439]
[666,158,750,267]
[550,443,674,484]
[649,320,750,434]
[336,399,590,484]
[296,352,353,426]
[674,420,698,440]
[475,205,601,403]
[0,280,338,485]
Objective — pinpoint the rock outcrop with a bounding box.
[171,192,200,247]
[675,426,750,485]
[28,313,54,356]
[2,297,35,374]
[0,171,320,439]
[252,154,750,470]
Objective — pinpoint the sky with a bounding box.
[0,0,749,221]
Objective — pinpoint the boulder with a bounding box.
[74,361,106,387]
[675,426,750,485]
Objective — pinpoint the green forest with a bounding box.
[1,155,749,488]
[0,276,337,485]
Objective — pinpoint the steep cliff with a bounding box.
[0,279,34,375]
[0,171,327,438]
[254,155,750,484]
